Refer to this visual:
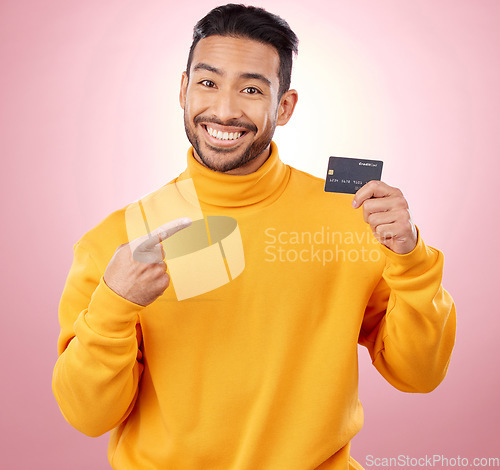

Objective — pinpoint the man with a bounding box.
[53,4,456,469]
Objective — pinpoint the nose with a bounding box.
[211,89,243,122]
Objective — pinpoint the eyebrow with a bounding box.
[240,72,272,88]
[192,63,272,88]
[193,63,221,75]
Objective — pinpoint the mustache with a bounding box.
[194,116,258,134]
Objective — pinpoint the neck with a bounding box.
[178,141,290,213]
[193,146,272,176]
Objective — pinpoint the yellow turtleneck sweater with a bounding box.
[53,142,456,470]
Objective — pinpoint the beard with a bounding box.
[183,113,276,173]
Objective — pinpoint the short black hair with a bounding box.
[186,4,299,98]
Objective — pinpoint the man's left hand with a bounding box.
[352,181,418,255]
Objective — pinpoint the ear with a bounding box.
[276,89,298,126]
[179,72,188,110]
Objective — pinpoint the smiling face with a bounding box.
[180,35,297,174]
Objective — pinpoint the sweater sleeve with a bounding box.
[358,233,456,393]
[52,241,145,437]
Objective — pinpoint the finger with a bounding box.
[133,244,164,264]
[154,216,193,242]
[362,198,389,223]
[366,210,399,230]
[352,181,399,208]
[136,217,192,251]
[159,241,165,260]
[362,196,408,221]
[373,215,415,240]
[372,224,397,243]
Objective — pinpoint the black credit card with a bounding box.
[324,156,383,194]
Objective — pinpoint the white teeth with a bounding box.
[206,127,243,141]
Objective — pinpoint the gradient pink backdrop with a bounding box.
[1,0,498,468]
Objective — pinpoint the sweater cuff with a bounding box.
[84,277,145,338]
[379,229,442,278]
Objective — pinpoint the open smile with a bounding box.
[201,123,250,147]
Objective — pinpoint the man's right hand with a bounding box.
[103,217,192,306]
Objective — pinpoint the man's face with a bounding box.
[180,35,295,174]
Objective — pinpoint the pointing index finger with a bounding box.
[136,217,192,252]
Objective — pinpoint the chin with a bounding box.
[198,146,251,173]
[203,156,246,173]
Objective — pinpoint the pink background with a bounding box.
[1,0,498,468]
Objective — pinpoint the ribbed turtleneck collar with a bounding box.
[177,141,290,212]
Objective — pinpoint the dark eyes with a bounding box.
[198,81,262,95]
[242,87,261,95]
[200,79,216,88]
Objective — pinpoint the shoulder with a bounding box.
[77,181,179,266]
[75,205,130,270]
